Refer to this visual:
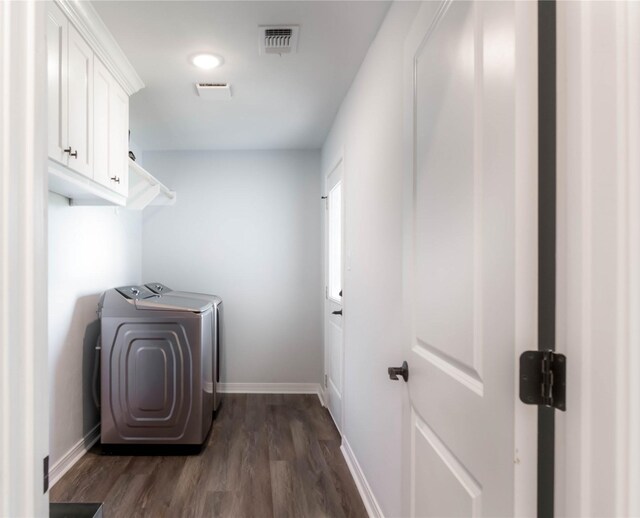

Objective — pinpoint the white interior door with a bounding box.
[402,1,537,516]
[325,159,344,431]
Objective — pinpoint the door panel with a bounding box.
[46,2,68,163]
[414,0,480,385]
[93,58,111,187]
[109,80,129,196]
[412,410,481,517]
[403,2,534,516]
[67,25,93,177]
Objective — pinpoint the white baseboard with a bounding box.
[317,387,327,407]
[341,437,384,518]
[218,382,322,396]
[49,423,100,488]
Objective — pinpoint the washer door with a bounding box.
[110,322,193,440]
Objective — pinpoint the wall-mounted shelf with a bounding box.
[50,158,176,209]
[50,159,127,206]
[127,159,176,210]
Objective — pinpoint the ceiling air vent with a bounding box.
[195,82,231,100]
[259,25,299,55]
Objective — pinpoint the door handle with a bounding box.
[388,361,409,382]
[332,309,342,315]
[69,150,78,158]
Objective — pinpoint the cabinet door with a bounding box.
[93,58,111,188]
[46,2,68,163]
[67,25,93,177]
[108,80,129,196]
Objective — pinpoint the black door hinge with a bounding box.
[43,455,49,493]
[519,350,566,411]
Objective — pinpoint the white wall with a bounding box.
[48,192,142,467]
[141,150,323,385]
[321,2,419,516]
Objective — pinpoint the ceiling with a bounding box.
[93,1,391,151]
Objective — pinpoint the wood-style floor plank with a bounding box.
[50,394,367,518]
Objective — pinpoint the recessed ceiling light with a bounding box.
[191,53,223,70]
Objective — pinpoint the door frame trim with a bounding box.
[0,1,49,514]
[514,2,540,516]
[555,2,640,514]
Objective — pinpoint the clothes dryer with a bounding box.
[145,283,223,412]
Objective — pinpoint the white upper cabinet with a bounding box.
[66,24,93,177]
[47,2,68,163]
[45,0,173,207]
[46,0,144,204]
[47,3,94,178]
[93,58,129,196]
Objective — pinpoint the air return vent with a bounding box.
[259,25,299,55]
[195,82,231,100]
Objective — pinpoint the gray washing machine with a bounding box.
[98,285,214,451]
[145,283,222,412]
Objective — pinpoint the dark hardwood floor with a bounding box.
[50,394,368,518]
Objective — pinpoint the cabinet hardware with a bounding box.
[63,147,72,154]
[69,150,77,158]
[110,176,120,183]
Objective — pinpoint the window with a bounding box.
[328,180,342,301]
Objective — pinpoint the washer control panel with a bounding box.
[145,283,172,295]
[115,285,156,300]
